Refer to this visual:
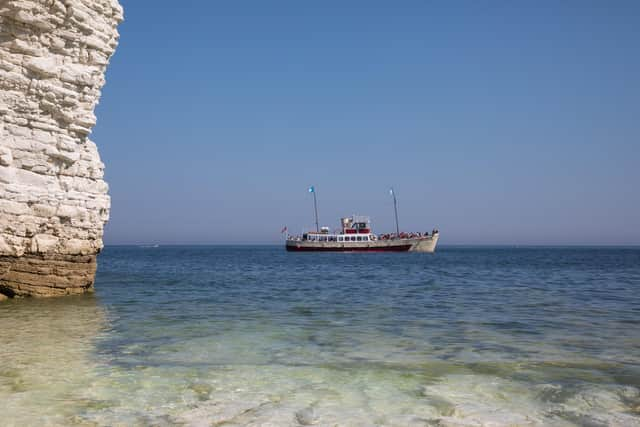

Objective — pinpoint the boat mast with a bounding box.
[309,186,319,232]
[390,188,400,236]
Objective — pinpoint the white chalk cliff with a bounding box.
[0,0,123,297]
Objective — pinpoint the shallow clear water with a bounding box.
[1,246,640,426]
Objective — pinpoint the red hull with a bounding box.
[286,244,413,252]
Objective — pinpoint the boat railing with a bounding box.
[378,231,436,240]
[287,229,437,242]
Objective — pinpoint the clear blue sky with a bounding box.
[93,1,639,245]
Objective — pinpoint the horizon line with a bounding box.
[102,243,640,248]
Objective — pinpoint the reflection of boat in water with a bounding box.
[286,215,439,252]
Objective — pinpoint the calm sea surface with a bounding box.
[1,246,640,426]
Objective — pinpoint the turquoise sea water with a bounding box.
[1,246,640,426]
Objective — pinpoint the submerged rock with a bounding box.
[295,406,317,425]
[0,0,123,297]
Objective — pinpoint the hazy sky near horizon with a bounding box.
[94,1,639,245]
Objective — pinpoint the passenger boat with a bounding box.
[285,215,439,253]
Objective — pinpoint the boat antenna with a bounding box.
[390,188,400,236]
[309,185,319,232]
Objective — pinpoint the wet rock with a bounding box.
[295,406,317,425]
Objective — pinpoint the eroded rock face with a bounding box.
[0,0,123,297]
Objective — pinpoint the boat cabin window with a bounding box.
[338,237,343,242]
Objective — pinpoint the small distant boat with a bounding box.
[286,215,439,253]
[285,186,439,253]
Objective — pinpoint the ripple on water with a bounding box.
[1,246,639,426]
